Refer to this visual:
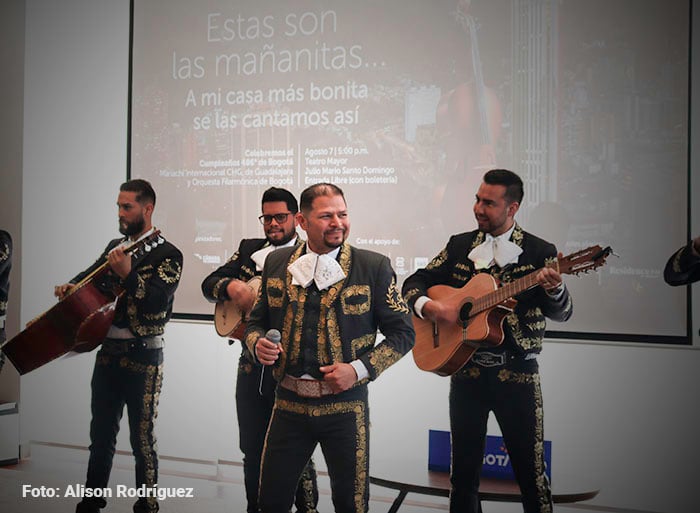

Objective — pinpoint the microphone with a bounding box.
[259,329,281,396]
[265,328,281,345]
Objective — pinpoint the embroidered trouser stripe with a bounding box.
[236,358,319,513]
[448,361,552,513]
[84,351,163,511]
[259,394,369,513]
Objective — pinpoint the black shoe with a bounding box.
[133,498,159,513]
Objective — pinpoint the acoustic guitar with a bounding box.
[1,230,164,375]
[214,276,262,339]
[412,245,612,376]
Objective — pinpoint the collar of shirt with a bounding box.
[468,224,522,269]
[251,236,298,271]
[289,246,344,289]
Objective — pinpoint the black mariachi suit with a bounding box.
[201,237,318,513]
[402,224,572,513]
[664,240,700,285]
[245,242,415,513]
[0,230,11,372]
[74,233,182,513]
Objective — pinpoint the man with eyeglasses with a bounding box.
[201,187,318,513]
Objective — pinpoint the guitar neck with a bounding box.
[472,260,557,314]
[73,230,161,290]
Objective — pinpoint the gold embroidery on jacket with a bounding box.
[266,278,285,308]
[527,320,547,332]
[368,345,403,376]
[506,312,541,351]
[240,264,255,279]
[326,309,343,363]
[135,273,148,299]
[426,248,447,269]
[351,333,376,360]
[144,310,168,321]
[508,264,535,276]
[157,258,181,284]
[452,272,470,283]
[672,251,682,272]
[288,285,308,367]
[0,242,10,261]
[317,300,330,365]
[211,278,228,299]
[525,308,541,318]
[386,278,410,314]
[471,232,486,250]
[511,224,524,247]
[341,285,371,315]
[403,287,420,304]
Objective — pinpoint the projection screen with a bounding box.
[130,0,690,340]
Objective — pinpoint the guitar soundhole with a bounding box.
[459,301,473,327]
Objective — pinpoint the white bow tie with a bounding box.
[251,245,276,271]
[468,234,522,270]
[288,253,346,290]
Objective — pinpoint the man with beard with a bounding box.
[402,169,572,513]
[248,183,415,513]
[201,187,318,513]
[56,179,182,513]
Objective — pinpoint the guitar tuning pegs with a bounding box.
[157,236,164,245]
[145,245,152,252]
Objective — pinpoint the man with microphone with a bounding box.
[246,183,415,513]
[201,187,318,513]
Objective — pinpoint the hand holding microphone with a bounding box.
[255,328,283,366]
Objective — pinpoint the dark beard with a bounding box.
[268,230,296,247]
[119,217,145,237]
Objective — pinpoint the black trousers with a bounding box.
[449,358,552,513]
[236,354,319,513]
[82,347,163,513]
[259,385,370,513]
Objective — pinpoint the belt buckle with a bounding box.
[296,379,322,398]
[472,351,505,367]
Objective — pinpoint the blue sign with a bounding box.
[428,429,552,481]
[428,429,452,472]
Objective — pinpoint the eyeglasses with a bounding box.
[258,212,292,225]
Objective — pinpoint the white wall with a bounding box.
[17,1,700,512]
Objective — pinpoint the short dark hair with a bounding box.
[483,169,524,205]
[299,183,345,214]
[120,179,156,206]
[261,187,298,214]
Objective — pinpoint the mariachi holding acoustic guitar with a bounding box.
[4,179,183,513]
[402,168,610,513]
[200,187,319,513]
